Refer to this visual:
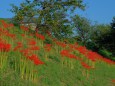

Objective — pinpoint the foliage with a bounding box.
[72,15,92,45]
[91,18,115,58]
[98,49,112,58]
[10,0,85,38]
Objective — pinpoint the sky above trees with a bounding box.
[0,0,115,24]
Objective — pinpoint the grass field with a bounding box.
[0,20,115,86]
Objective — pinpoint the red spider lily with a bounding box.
[27,54,35,61]
[9,23,14,27]
[3,23,9,28]
[20,49,31,56]
[4,44,11,52]
[69,43,78,50]
[86,50,115,64]
[76,46,88,55]
[17,42,23,47]
[34,58,44,65]
[1,20,14,28]
[1,20,9,28]
[13,42,23,51]
[20,26,29,31]
[44,44,51,51]
[2,30,9,35]
[60,50,82,61]
[69,44,75,49]
[89,52,103,60]
[56,41,67,48]
[68,53,82,61]
[102,58,115,64]
[27,54,44,65]
[0,41,11,52]
[27,39,36,45]
[81,62,93,70]
[2,30,15,38]
[86,51,97,62]
[13,46,21,51]
[60,50,70,57]
[35,33,45,41]
[29,46,40,51]
[6,33,16,39]
[68,44,76,52]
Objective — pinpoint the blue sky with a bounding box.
[0,0,115,24]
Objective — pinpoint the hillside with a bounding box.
[0,20,115,86]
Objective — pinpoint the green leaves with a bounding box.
[72,15,92,45]
[10,0,85,38]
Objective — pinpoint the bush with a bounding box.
[86,41,99,51]
[98,49,112,58]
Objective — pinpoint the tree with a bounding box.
[10,0,85,38]
[110,17,115,54]
[111,17,115,29]
[72,15,92,45]
[90,21,115,59]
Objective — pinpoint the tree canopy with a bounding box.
[10,0,85,38]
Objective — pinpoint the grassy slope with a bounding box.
[0,20,115,86]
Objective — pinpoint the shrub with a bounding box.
[98,49,112,58]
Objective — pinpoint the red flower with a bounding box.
[44,44,51,51]
[20,26,29,31]
[1,20,9,28]
[0,41,11,52]
[20,49,31,56]
[6,33,16,39]
[27,54,35,61]
[76,46,88,55]
[28,39,36,45]
[4,44,11,52]
[60,50,82,61]
[17,42,23,47]
[60,50,70,57]
[29,46,40,51]
[13,42,23,51]
[56,41,67,48]
[102,58,115,64]
[81,62,93,69]
[68,53,82,61]
[28,54,44,65]
[9,23,14,27]
[35,33,45,41]
[86,51,97,62]
[0,42,4,51]
[34,58,44,65]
